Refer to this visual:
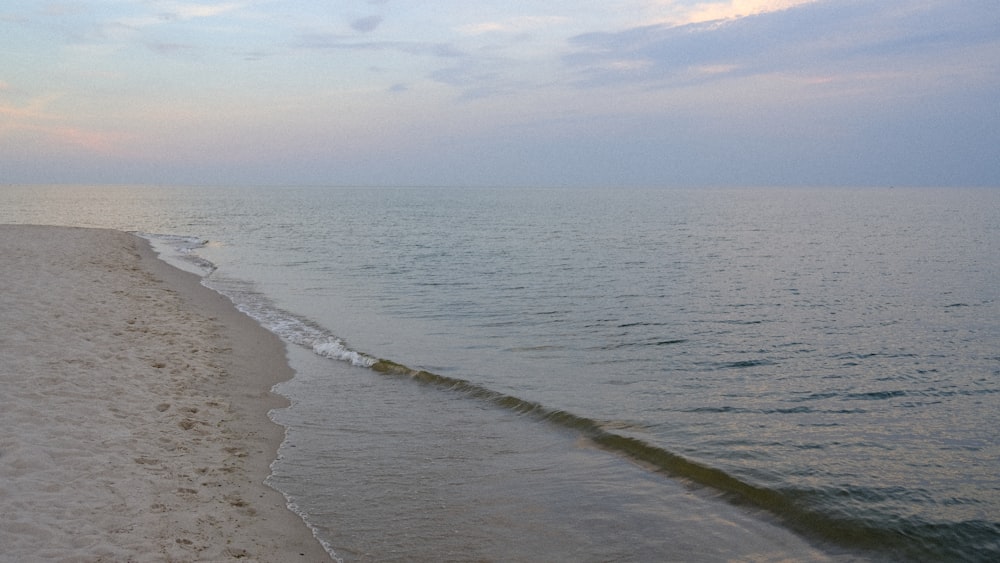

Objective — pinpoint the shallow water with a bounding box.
[3,184,998,560]
[271,345,838,561]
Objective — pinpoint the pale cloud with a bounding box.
[1,13,29,24]
[43,3,90,17]
[593,58,656,74]
[49,125,129,152]
[147,41,197,55]
[95,19,154,42]
[0,93,60,121]
[158,2,245,21]
[352,15,383,33]
[0,100,128,154]
[458,16,569,36]
[296,34,464,58]
[68,3,232,48]
[458,22,508,35]
[694,63,739,74]
[644,0,818,26]
[681,0,817,24]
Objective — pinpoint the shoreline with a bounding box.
[0,225,330,561]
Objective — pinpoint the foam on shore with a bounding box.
[0,225,330,561]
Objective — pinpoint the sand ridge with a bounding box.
[0,225,330,562]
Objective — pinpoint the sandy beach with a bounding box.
[0,225,330,561]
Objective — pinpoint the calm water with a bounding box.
[2,185,998,561]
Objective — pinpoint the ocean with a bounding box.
[2,185,998,561]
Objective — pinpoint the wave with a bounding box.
[140,232,375,368]
[210,280,375,368]
[365,357,999,561]
[137,232,217,276]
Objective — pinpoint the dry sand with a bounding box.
[0,225,331,562]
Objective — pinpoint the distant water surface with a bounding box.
[2,185,998,561]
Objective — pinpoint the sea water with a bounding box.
[2,185,998,561]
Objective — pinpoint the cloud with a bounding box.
[156,2,245,21]
[0,95,128,154]
[565,0,1000,87]
[0,93,60,122]
[425,49,538,101]
[296,33,464,58]
[428,60,497,87]
[351,15,383,33]
[49,125,130,152]
[457,16,568,36]
[147,41,198,55]
[1,12,29,24]
[43,3,91,17]
[239,49,272,61]
[660,0,819,26]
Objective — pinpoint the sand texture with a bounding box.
[0,225,330,562]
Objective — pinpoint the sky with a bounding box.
[2,0,998,187]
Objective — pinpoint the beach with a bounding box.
[0,225,330,561]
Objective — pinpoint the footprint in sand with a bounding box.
[178,418,203,431]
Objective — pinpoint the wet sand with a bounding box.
[0,225,330,561]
